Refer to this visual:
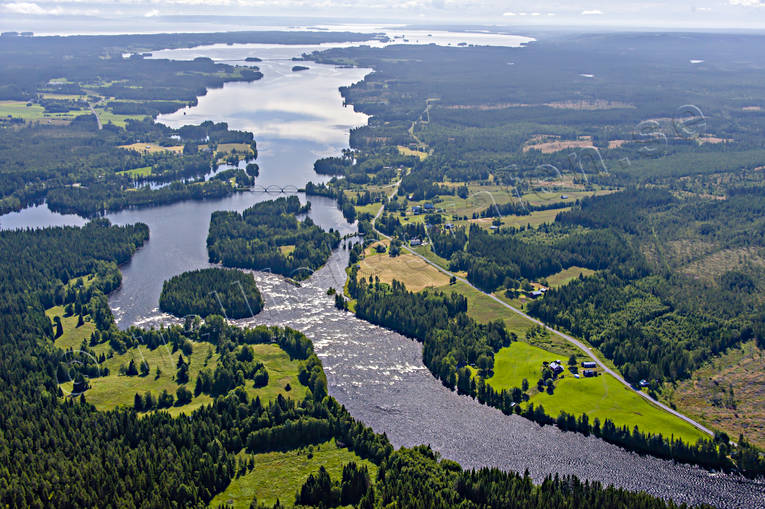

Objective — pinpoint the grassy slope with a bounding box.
[209,439,377,508]
[47,305,97,351]
[545,266,596,288]
[486,342,706,444]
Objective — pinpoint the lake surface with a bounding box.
[2,39,763,508]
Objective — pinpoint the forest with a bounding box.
[528,188,765,384]
[207,196,341,279]
[0,220,712,507]
[159,267,264,319]
[0,116,257,216]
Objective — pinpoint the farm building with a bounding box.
[581,361,597,368]
[583,369,597,377]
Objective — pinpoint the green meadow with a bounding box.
[209,439,377,508]
[61,340,305,416]
[485,342,706,443]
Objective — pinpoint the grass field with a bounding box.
[94,108,147,128]
[484,342,706,443]
[545,266,596,287]
[217,143,254,157]
[410,244,450,269]
[63,341,304,415]
[119,142,184,154]
[210,439,377,508]
[397,145,429,160]
[279,245,296,256]
[469,208,568,230]
[438,280,535,335]
[47,305,97,351]
[0,100,46,120]
[359,243,449,292]
[669,340,765,448]
[356,202,383,217]
[117,166,152,177]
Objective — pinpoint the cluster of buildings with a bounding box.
[544,359,599,380]
[411,203,436,215]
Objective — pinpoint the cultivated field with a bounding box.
[358,241,450,292]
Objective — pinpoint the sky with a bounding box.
[1,0,765,33]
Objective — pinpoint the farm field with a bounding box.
[486,342,707,444]
[217,142,255,157]
[209,439,377,508]
[358,241,449,292]
[119,142,184,154]
[0,100,46,120]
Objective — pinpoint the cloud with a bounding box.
[729,0,765,5]
[1,1,102,15]
[503,11,516,16]
[3,2,49,14]
[144,9,160,17]
[581,9,604,15]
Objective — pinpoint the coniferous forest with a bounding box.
[207,196,341,279]
[159,267,264,319]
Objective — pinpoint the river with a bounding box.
[1,37,763,508]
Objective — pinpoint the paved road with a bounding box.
[370,182,715,438]
[88,103,102,130]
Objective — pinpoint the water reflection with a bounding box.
[0,203,87,230]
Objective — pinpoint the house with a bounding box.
[561,194,569,199]
[412,206,422,215]
[423,203,435,211]
[548,361,564,375]
[581,361,596,369]
[583,369,596,377]
[410,238,422,246]
[639,379,650,388]
[530,290,544,298]
[574,373,580,379]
